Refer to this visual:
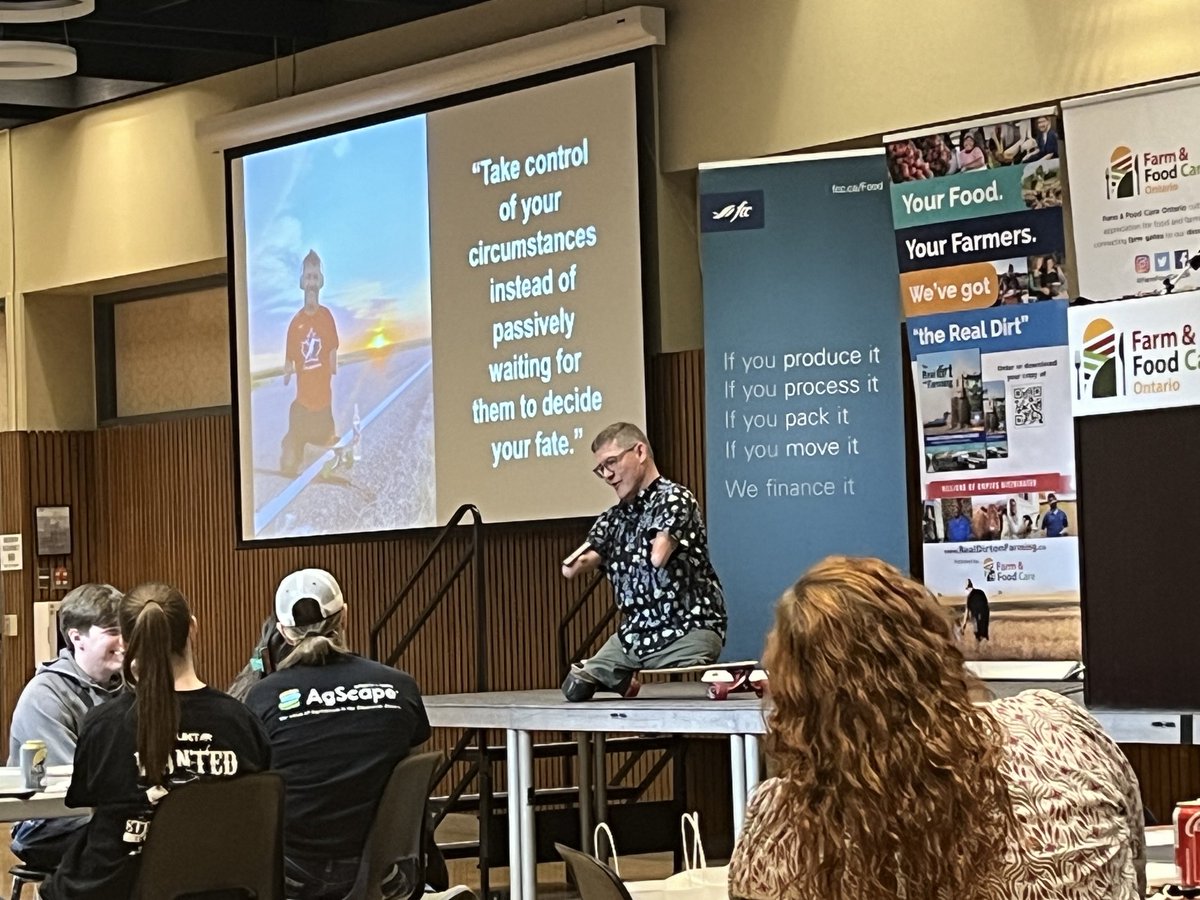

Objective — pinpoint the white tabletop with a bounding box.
[424,682,767,734]
[1146,826,1176,892]
[0,766,77,823]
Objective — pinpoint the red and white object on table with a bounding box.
[1175,800,1200,887]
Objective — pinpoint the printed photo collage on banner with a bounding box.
[886,108,1081,663]
[887,110,1068,320]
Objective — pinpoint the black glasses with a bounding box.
[592,445,637,479]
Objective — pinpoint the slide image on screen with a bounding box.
[233,62,647,542]
[239,117,435,539]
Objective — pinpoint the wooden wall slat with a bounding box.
[0,429,97,752]
[0,431,32,756]
[1122,743,1200,823]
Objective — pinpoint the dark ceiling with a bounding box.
[0,0,490,128]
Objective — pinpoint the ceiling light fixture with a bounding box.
[0,0,91,80]
[0,0,93,22]
[0,40,76,78]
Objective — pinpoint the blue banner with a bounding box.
[700,152,910,661]
[906,298,1070,357]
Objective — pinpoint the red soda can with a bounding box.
[1175,800,1200,886]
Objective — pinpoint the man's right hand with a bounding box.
[562,548,601,580]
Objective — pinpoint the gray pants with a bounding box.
[576,629,724,692]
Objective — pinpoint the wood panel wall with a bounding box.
[1124,744,1200,824]
[1,431,100,755]
[1,349,1196,835]
[0,430,32,757]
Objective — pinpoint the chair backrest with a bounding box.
[131,771,284,900]
[350,750,443,900]
[556,843,634,900]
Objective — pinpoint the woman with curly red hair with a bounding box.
[729,556,1144,900]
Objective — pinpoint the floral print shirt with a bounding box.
[587,477,726,656]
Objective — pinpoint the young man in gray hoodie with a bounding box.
[6,583,124,868]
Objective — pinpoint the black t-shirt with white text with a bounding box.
[245,652,430,861]
[43,686,272,900]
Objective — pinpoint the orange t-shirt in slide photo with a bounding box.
[286,306,339,410]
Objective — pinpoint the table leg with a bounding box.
[745,733,761,797]
[593,733,608,823]
[577,734,593,854]
[729,734,747,839]
[519,730,536,900]
[506,729,522,900]
[592,734,609,864]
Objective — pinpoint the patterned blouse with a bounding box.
[729,690,1146,899]
[587,476,727,656]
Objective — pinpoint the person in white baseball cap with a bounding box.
[275,568,345,628]
[246,568,433,899]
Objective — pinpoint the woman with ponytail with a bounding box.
[42,583,271,900]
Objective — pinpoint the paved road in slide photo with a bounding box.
[248,342,435,538]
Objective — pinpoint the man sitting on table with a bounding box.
[6,583,124,869]
[560,422,728,701]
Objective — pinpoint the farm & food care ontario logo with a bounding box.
[1080,316,1200,399]
[1106,144,1200,198]
[1080,318,1121,399]
[1106,146,1139,199]
[982,556,1032,583]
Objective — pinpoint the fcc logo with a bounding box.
[700,191,765,232]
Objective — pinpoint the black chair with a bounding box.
[130,772,285,900]
[555,843,633,900]
[8,864,51,900]
[349,751,443,900]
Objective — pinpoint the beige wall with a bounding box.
[114,288,230,417]
[0,309,7,430]
[654,1,1200,170]
[7,0,1200,426]
[13,88,239,295]
[0,133,13,432]
[22,293,94,431]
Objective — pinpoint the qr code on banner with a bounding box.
[1013,385,1043,427]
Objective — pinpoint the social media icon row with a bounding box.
[1134,249,1193,273]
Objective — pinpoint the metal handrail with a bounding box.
[555,571,615,679]
[365,504,489,891]
[368,503,487,692]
